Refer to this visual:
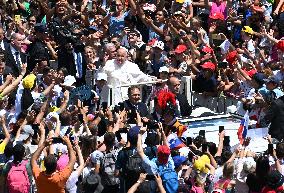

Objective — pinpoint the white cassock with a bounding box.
[103,59,152,105]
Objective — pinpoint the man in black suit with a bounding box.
[265,95,284,141]
[168,76,192,117]
[27,23,51,72]
[124,86,150,124]
[57,40,87,86]
[0,53,13,85]
[4,33,27,76]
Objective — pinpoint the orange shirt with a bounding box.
[32,165,72,193]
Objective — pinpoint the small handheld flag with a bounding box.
[237,111,249,144]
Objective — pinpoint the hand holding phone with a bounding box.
[52,137,64,144]
[219,126,224,133]
[224,136,230,146]
[268,143,273,155]
[101,102,108,111]
[14,15,21,24]
[199,130,205,138]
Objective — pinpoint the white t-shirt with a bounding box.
[66,171,79,193]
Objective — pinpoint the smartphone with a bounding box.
[65,127,72,136]
[118,102,124,111]
[212,34,222,40]
[146,174,155,181]
[268,143,273,155]
[87,1,93,11]
[202,143,208,153]
[224,136,230,146]
[186,137,192,146]
[219,126,224,133]
[52,137,64,144]
[199,130,205,138]
[78,114,84,123]
[101,102,108,111]
[218,62,228,69]
[110,2,116,12]
[14,15,21,24]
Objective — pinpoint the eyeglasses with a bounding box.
[116,4,122,6]
[29,20,36,22]
[111,41,117,44]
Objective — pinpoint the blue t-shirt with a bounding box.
[193,72,217,93]
[109,11,129,36]
[149,23,164,40]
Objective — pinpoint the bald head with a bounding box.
[116,48,128,65]
[168,76,181,94]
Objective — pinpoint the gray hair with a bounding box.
[104,43,115,51]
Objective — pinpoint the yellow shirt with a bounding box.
[0,141,7,154]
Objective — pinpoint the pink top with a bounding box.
[210,2,227,19]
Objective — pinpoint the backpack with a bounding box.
[155,158,179,193]
[100,149,119,186]
[83,170,103,193]
[6,160,31,193]
[123,149,143,184]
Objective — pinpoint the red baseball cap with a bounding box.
[148,38,157,46]
[202,46,214,54]
[226,50,238,65]
[157,145,170,164]
[243,69,257,78]
[174,44,187,54]
[276,40,284,52]
[201,62,216,71]
[209,12,225,20]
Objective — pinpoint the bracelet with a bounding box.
[136,180,141,184]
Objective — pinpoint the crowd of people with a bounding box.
[0,0,282,192]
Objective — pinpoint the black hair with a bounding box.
[193,135,206,149]
[80,135,97,160]
[104,132,115,148]
[13,144,25,163]
[207,142,217,156]
[4,141,13,158]
[44,154,57,174]
[145,131,159,146]
[58,67,68,77]
[59,111,71,126]
[276,142,284,159]
[256,155,270,178]
[127,85,140,96]
[221,149,232,165]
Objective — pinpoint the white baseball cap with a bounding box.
[96,73,107,81]
[62,75,76,87]
[152,41,164,50]
[159,66,169,73]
